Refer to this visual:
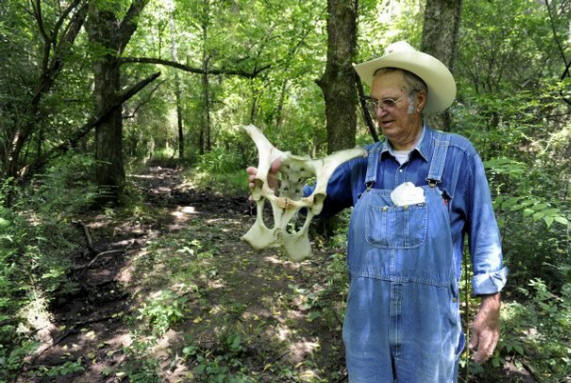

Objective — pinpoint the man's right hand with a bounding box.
[246,159,281,191]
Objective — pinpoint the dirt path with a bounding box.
[17,166,347,383]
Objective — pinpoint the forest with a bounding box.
[0,0,569,382]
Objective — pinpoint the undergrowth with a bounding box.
[0,153,99,381]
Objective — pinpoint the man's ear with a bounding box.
[416,90,427,112]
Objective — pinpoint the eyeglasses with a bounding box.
[362,96,403,116]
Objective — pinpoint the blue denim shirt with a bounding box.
[306,125,507,296]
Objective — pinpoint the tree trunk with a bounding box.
[169,3,184,159]
[249,88,258,124]
[317,0,358,153]
[421,0,462,131]
[275,80,288,128]
[176,90,184,158]
[86,0,149,200]
[202,61,211,153]
[200,0,211,154]
[94,60,124,194]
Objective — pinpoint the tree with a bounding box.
[420,0,462,131]
[317,0,359,153]
[1,0,88,180]
[168,0,185,159]
[199,0,211,154]
[86,0,152,198]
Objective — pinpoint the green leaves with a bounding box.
[136,290,188,335]
[485,157,527,178]
[495,195,568,229]
[0,218,9,229]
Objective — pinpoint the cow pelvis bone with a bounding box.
[241,124,367,261]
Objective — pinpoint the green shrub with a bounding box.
[0,152,99,381]
[136,290,187,335]
[196,146,248,175]
[469,279,570,382]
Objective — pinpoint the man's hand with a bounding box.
[469,292,501,363]
[246,159,281,191]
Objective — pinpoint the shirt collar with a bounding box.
[380,123,431,162]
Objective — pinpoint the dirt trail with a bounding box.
[18,166,346,382]
[17,167,251,382]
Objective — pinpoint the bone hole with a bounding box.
[261,198,275,229]
[285,208,308,234]
[277,165,317,200]
[276,171,288,198]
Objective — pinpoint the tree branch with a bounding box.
[52,0,83,45]
[51,3,88,71]
[545,0,569,69]
[24,72,161,177]
[118,0,151,54]
[123,79,167,119]
[31,0,49,44]
[119,57,270,78]
[560,60,571,106]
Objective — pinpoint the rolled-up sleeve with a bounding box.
[466,152,508,295]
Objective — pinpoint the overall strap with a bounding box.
[364,142,383,189]
[426,132,450,187]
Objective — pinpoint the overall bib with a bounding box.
[343,137,465,383]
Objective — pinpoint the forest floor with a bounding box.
[16,165,537,383]
[17,166,349,383]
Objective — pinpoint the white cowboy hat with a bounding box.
[354,41,456,114]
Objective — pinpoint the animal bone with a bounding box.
[241,125,367,261]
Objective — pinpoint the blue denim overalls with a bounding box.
[343,135,465,382]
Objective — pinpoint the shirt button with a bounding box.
[399,169,403,173]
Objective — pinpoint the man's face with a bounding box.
[370,70,423,148]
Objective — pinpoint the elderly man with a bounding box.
[248,41,507,382]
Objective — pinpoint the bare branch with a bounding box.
[119,57,270,78]
[25,72,162,177]
[118,0,151,54]
[52,0,83,44]
[72,249,123,271]
[545,0,569,68]
[53,2,88,64]
[31,0,49,43]
[123,79,167,119]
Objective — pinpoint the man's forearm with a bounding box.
[480,292,501,310]
[470,291,501,363]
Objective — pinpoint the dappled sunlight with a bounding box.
[273,324,292,342]
[88,214,113,229]
[131,173,159,180]
[264,255,307,270]
[290,338,320,363]
[150,185,173,195]
[19,293,53,336]
[153,329,184,360]
[30,166,347,381]
[207,279,226,289]
[170,206,196,221]
[208,304,223,315]
[205,217,227,224]
[299,368,320,382]
[241,307,272,321]
[116,248,145,285]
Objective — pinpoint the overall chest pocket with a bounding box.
[365,203,428,249]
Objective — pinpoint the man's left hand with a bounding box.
[469,292,501,363]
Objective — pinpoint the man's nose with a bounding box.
[375,106,388,118]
